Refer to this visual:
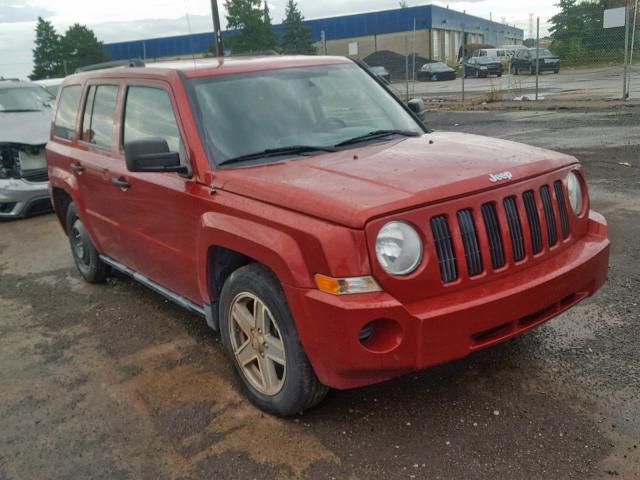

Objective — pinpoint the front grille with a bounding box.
[431,180,572,283]
[0,202,17,214]
[23,197,52,216]
[430,215,458,283]
[457,209,483,277]
[21,168,49,183]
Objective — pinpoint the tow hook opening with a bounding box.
[359,319,403,354]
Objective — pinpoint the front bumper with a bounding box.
[0,178,52,218]
[286,211,609,389]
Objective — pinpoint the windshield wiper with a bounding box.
[219,145,337,167]
[334,129,421,147]
[0,109,42,113]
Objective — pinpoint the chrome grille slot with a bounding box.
[430,215,458,283]
[554,180,570,239]
[481,202,505,269]
[457,209,483,277]
[503,196,525,262]
[523,190,543,254]
[540,185,558,246]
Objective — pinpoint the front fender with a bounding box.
[195,211,312,304]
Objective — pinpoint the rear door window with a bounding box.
[53,85,81,140]
[81,85,119,149]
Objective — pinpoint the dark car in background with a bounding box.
[511,48,560,75]
[368,66,391,83]
[0,80,55,218]
[464,55,503,78]
[417,62,457,81]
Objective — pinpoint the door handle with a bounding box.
[111,177,131,190]
[70,162,85,173]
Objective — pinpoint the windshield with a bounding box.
[0,86,54,112]
[189,63,423,166]
[530,48,554,57]
[428,63,451,72]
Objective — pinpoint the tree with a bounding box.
[59,24,111,74]
[549,0,626,63]
[30,17,63,80]
[281,0,314,54]
[224,0,276,53]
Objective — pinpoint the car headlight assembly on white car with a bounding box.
[375,221,423,276]
[567,171,584,215]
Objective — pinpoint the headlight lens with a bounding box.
[567,171,583,215]
[376,221,423,276]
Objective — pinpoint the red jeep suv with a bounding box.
[46,56,609,416]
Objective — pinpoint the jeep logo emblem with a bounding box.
[489,171,513,183]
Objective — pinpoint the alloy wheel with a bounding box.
[71,221,90,267]
[228,292,286,396]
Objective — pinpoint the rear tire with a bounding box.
[65,203,109,283]
[219,263,328,416]
[530,64,535,75]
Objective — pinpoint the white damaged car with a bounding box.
[0,79,55,218]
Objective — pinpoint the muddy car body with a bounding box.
[0,80,54,218]
[46,56,609,415]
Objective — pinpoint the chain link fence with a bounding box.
[362,5,639,107]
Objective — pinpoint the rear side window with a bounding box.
[81,85,118,148]
[54,85,81,140]
[123,86,182,153]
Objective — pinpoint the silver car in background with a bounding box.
[0,79,55,219]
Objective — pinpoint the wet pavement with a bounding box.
[1,105,639,479]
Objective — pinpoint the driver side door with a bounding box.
[113,81,203,303]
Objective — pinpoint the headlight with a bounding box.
[567,171,583,215]
[376,221,423,276]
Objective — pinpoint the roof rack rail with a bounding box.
[228,50,280,57]
[0,77,21,82]
[75,59,145,73]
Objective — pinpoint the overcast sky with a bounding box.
[0,0,559,79]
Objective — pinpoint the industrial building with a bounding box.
[103,4,523,66]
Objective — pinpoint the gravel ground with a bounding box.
[0,105,638,480]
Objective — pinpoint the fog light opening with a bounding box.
[358,318,403,354]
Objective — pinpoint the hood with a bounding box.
[216,132,577,228]
[0,109,51,145]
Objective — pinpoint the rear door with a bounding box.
[75,82,126,257]
[112,81,202,303]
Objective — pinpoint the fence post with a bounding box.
[629,0,639,97]
[536,17,540,101]
[624,4,631,99]
[461,24,465,102]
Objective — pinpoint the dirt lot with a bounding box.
[1,105,639,480]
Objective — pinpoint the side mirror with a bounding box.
[124,138,188,174]
[407,98,426,121]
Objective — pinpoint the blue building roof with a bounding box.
[104,4,523,61]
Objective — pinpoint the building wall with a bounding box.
[104,5,523,63]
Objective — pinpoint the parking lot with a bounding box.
[1,104,639,479]
[395,66,640,101]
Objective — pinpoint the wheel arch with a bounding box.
[196,211,313,313]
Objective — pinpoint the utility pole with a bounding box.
[210,0,224,57]
[536,17,540,100]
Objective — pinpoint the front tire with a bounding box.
[66,202,109,283]
[219,264,328,416]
